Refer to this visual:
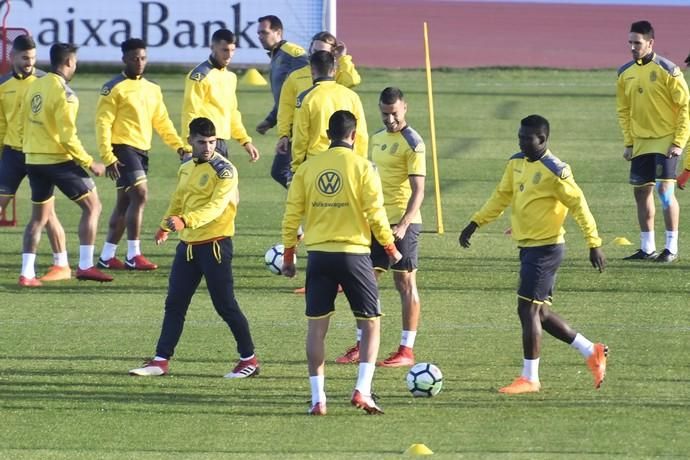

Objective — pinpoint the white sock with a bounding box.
[100,242,117,261]
[640,231,655,254]
[400,330,417,348]
[53,251,68,267]
[127,239,141,259]
[665,231,678,255]
[570,333,594,358]
[21,253,37,278]
[355,362,376,396]
[309,375,326,406]
[521,358,540,382]
[356,328,362,343]
[153,356,167,361]
[240,354,255,361]
[79,245,95,270]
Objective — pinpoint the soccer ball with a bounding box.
[406,362,443,397]
[264,243,295,275]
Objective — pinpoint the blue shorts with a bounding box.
[27,161,96,203]
[517,244,564,304]
[0,147,26,196]
[629,154,678,186]
[112,144,148,191]
[305,251,381,319]
[370,223,421,272]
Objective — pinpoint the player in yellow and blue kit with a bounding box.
[282,111,401,415]
[616,20,690,262]
[181,29,259,162]
[96,38,189,272]
[129,117,259,379]
[0,35,71,284]
[459,115,608,395]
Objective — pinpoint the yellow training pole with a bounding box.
[423,21,444,234]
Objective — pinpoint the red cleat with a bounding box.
[377,345,415,367]
[18,276,42,287]
[224,356,260,379]
[125,254,158,271]
[97,257,126,270]
[335,343,360,364]
[309,402,327,416]
[76,266,114,282]
[129,359,169,376]
[351,390,384,415]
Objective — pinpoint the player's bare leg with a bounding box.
[625,185,658,260]
[99,188,128,269]
[306,317,330,415]
[40,206,71,281]
[352,318,383,414]
[378,271,418,367]
[499,298,542,394]
[656,180,679,262]
[74,190,112,282]
[123,182,156,270]
[19,200,54,286]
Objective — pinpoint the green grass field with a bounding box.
[1,68,689,459]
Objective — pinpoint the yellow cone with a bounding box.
[241,68,267,86]
[404,443,434,456]
[613,237,632,246]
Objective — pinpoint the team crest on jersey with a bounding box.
[317,170,342,196]
[532,172,542,184]
[199,173,209,187]
[30,94,42,113]
[380,144,387,151]
[390,143,399,154]
[519,184,524,192]
[638,87,643,94]
[649,71,657,82]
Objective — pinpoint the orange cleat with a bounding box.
[309,402,327,416]
[18,276,42,287]
[97,257,126,270]
[587,343,608,389]
[76,266,114,282]
[377,345,415,367]
[335,343,360,364]
[351,390,384,415]
[40,265,72,282]
[125,254,158,271]
[498,376,541,394]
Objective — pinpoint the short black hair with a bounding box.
[630,20,654,39]
[379,87,404,105]
[328,110,357,141]
[121,38,146,54]
[189,117,216,137]
[521,114,550,139]
[12,34,36,52]
[211,29,236,44]
[49,43,78,68]
[685,53,690,67]
[310,50,335,76]
[258,15,283,32]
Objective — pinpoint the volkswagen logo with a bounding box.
[317,170,342,196]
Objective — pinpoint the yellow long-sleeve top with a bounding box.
[96,73,184,166]
[276,55,362,138]
[181,58,251,145]
[161,153,239,243]
[282,142,394,252]
[291,78,367,172]
[370,125,426,224]
[616,52,690,156]
[0,68,45,150]
[471,150,602,249]
[22,72,94,168]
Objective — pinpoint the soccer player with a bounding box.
[272,31,361,188]
[458,115,608,394]
[281,110,401,416]
[675,53,690,189]
[181,29,259,162]
[336,87,425,367]
[255,14,308,136]
[20,43,111,285]
[0,35,71,284]
[616,20,690,262]
[291,51,367,173]
[96,38,188,271]
[129,117,259,379]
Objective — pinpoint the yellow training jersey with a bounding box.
[96,73,184,166]
[161,153,239,243]
[181,58,251,145]
[0,68,45,150]
[22,72,94,168]
[276,55,362,139]
[282,143,394,252]
[370,126,426,224]
[616,53,690,157]
[471,150,602,248]
[291,79,367,172]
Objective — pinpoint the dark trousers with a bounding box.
[270,142,292,188]
[155,238,255,359]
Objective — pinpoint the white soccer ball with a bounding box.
[264,243,295,275]
[406,362,443,397]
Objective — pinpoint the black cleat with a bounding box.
[623,249,658,261]
[654,249,678,263]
